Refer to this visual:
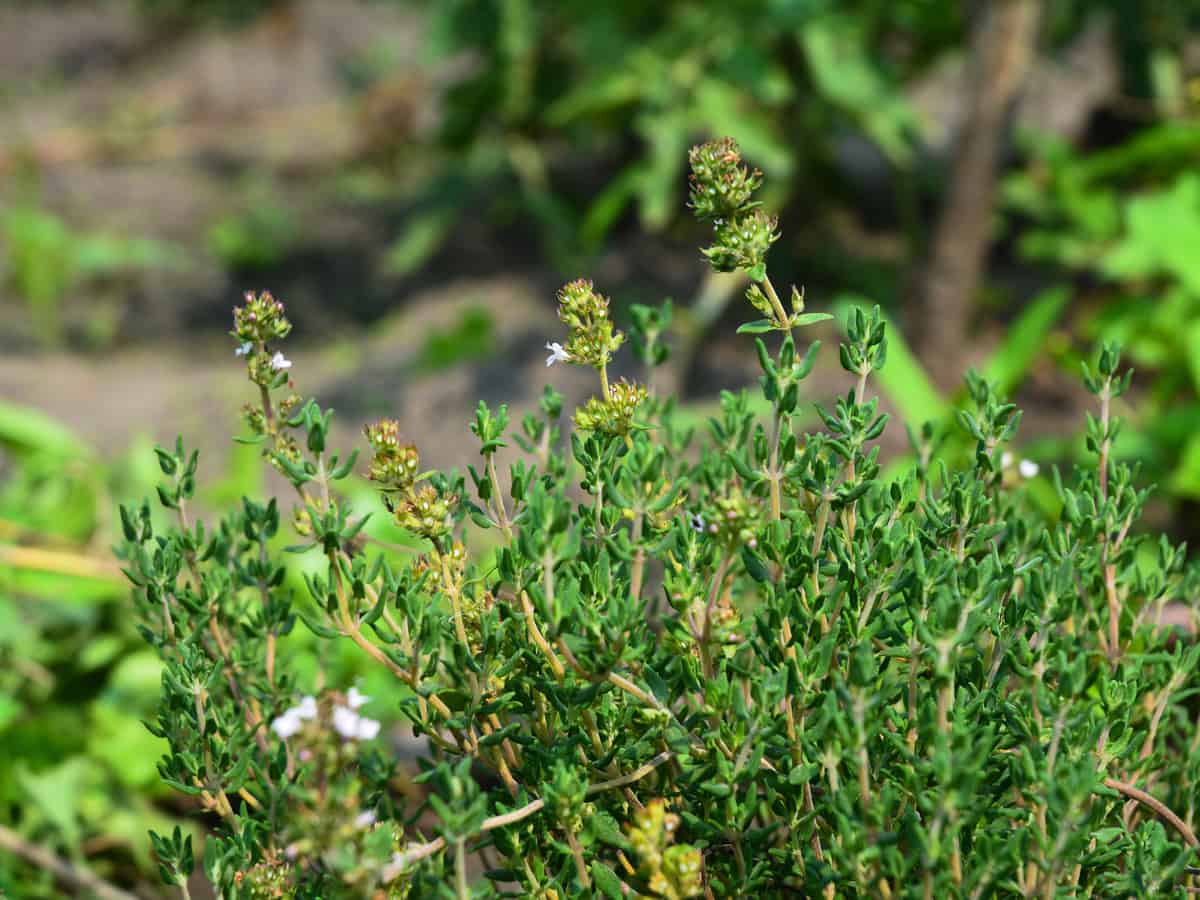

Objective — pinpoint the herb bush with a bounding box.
[121,139,1200,898]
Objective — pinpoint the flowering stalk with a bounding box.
[119,139,1200,900]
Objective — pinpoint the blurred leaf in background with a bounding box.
[0,403,180,897]
[1003,104,1200,514]
[2,206,185,348]
[390,0,962,269]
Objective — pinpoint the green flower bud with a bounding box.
[687,138,762,222]
[392,483,457,540]
[364,419,420,490]
[232,290,292,346]
[556,279,625,369]
[701,208,779,275]
[573,380,648,436]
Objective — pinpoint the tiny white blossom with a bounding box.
[355,810,377,829]
[545,341,570,367]
[235,342,253,357]
[691,513,706,534]
[1000,451,1014,470]
[355,716,381,740]
[332,705,359,738]
[271,710,303,739]
[270,351,292,371]
[295,695,318,719]
[332,705,381,741]
[1019,459,1040,479]
[347,686,369,709]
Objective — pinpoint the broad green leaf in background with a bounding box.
[1186,318,1200,397]
[16,757,93,849]
[693,78,794,178]
[0,695,19,734]
[1104,174,1200,295]
[981,287,1070,396]
[383,204,460,277]
[634,109,689,231]
[1168,432,1200,500]
[0,401,89,459]
[544,69,642,126]
[580,165,644,251]
[801,15,918,166]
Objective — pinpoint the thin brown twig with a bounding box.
[384,751,674,878]
[1104,777,1199,850]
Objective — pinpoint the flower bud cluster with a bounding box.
[544,764,591,835]
[365,419,420,490]
[573,379,648,436]
[556,279,624,369]
[700,208,780,275]
[364,420,458,539]
[688,139,778,278]
[626,799,702,899]
[232,290,292,346]
[687,137,762,221]
[235,856,294,898]
[700,490,761,550]
[392,482,457,540]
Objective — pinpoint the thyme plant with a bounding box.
[121,139,1200,898]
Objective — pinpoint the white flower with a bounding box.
[545,341,570,367]
[332,705,359,738]
[234,342,253,357]
[332,705,381,741]
[272,695,319,738]
[270,351,292,371]
[690,513,706,534]
[295,695,318,719]
[1001,451,1014,470]
[355,810,377,829]
[271,710,303,739]
[1019,459,1040,479]
[346,686,369,709]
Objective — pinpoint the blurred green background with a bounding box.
[2,0,1200,895]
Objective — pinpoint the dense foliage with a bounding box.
[120,140,1200,898]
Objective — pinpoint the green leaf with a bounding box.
[634,110,689,231]
[591,861,625,899]
[1186,318,1200,396]
[801,14,917,166]
[383,205,459,277]
[740,545,770,583]
[296,606,341,639]
[833,295,947,428]
[642,667,669,704]
[981,287,1069,396]
[580,165,644,250]
[1103,173,1200,294]
[0,694,20,733]
[692,78,793,176]
[1168,432,1200,499]
[737,319,776,334]
[17,757,93,848]
[792,312,834,327]
[0,400,89,458]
